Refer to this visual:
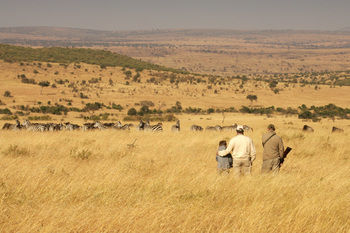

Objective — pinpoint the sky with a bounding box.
[0,0,349,31]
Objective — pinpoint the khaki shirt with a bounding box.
[218,134,256,161]
[262,131,284,161]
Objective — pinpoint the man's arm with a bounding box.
[279,137,284,158]
[250,139,256,162]
[218,139,234,156]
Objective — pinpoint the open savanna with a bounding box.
[0,113,349,232]
[1,60,350,124]
[3,27,350,75]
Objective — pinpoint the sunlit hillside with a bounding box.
[0,45,349,124]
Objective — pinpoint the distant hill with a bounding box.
[0,44,186,73]
[0,26,339,41]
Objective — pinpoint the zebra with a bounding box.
[242,125,253,132]
[149,122,163,132]
[114,121,130,130]
[2,120,22,130]
[103,122,115,129]
[22,120,45,132]
[190,125,203,131]
[171,120,180,132]
[64,122,81,131]
[138,120,163,132]
[82,122,95,131]
[221,124,237,131]
[206,125,222,131]
[93,121,106,130]
[233,123,253,132]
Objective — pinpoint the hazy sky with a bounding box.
[0,0,349,30]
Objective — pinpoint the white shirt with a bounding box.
[218,134,256,161]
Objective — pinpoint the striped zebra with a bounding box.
[64,122,81,131]
[93,122,106,130]
[114,121,131,130]
[171,120,180,132]
[150,122,163,132]
[206,125,222,131]
[242,125,253,132]
[190,125,203,131]
[22,120,45,132]
[82,122,96,131]
[2,120,22,131]
[221,124,238,131]
[138,120,163,132]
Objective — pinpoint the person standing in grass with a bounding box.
[216,140,233,174]
[261,124,284,174]
[217,125,256,176]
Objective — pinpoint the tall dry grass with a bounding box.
[0,114,349,232]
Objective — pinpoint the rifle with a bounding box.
[280,147,292,165]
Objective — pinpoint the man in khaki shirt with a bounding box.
[218,125,256,176]
[261,124,284,173]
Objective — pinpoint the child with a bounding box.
[216,140,233,173]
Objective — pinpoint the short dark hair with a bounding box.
[268,124,275,131]
[219,140,227,147]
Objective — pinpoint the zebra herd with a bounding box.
[190,123,253,132]
[1,120,133,132]
[1,119,252,133]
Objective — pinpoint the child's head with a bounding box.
[219,140,227,147]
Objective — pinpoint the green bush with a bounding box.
[127,108,137,116]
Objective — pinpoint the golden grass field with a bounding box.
[0,114,349,232]
[0,30,350,232]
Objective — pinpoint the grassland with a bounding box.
[0,114,349,232]
[0,39,349,232]
[0,58,350,124]
[2,27,350,75]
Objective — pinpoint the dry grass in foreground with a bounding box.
[0,115,349,232]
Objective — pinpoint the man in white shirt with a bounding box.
[217,125,256,176]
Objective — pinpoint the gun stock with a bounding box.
[280,147,292,165]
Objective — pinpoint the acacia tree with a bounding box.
[39,81,50,95]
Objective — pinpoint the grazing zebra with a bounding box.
[103,122,115,129]
[171,120,180,132]
[64,122,81,131]
[114,121,131,130]
[82,122,95,131]
[2,120,21,130]
[93,121,106,130]
[206,125,222,131]
[190,125,203,131]
[221,124,237,131]
[22,120,45,132]
[138,120,163,132]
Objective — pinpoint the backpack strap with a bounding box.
[262,134,276,147]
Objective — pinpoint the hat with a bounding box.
[236,125,244,132]
[267,124,275,131]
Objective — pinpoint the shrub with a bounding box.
[0,108,12,115]
[112,103,123,111]
[80,92,89,99]
[3,91,12,97]
[246,94,258,102]
[83,102,104,111]
[127,108,137,116]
